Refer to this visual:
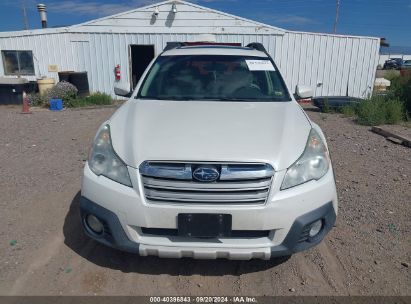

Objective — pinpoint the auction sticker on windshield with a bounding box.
[245,60,275,71]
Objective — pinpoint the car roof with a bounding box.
[161,45,268,58]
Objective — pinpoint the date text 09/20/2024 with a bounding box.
[149,296,257,303]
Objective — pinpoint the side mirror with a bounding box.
[295,85,314,99]
[114,82,132,97]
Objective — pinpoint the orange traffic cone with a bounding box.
[21,91,32,114]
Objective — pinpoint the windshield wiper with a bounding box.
[138,96,288,102]
[137,96,193,101]
[158,96,195,100]
[201,97,263,101]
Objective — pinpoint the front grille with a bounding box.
[139,161,274,205]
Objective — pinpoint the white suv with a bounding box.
[81,42,338,260]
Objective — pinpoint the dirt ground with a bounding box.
[0,105,409,296]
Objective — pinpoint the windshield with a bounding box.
[137,55,291,101]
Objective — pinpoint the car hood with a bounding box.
[109,99,311,171]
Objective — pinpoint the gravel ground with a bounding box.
[0,105,409,296]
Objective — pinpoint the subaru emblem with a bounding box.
[193,166,219,182]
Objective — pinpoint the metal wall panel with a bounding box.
[274,32,379,98]
[0,33,82,82]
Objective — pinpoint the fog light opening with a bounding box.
[85,214,104,236]
[309,219,323,238]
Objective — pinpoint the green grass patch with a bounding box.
[29,90,113,108]
[340,105,356,117]
[389,75,411,116]
[333,75,410,126]
[385,99,405,124]
[321,98,332,113]
[67,92,113,108]
[354,96,405,126]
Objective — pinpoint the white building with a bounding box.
[0,0,380,98]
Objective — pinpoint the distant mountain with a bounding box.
[380,46,411,55]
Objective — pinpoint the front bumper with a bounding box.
[81,163,338,260]
[80,196,336,260]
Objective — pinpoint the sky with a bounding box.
[0,0,410,49]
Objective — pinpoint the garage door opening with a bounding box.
[130,45,155,89]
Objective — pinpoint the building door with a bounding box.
[130,45,155,89]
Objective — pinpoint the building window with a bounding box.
[1,50,35,75]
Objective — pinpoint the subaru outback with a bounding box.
[80,42,338,260]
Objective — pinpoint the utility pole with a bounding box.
[333,0,340,34]
[22,1,29,30]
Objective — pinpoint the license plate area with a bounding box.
[178,214,232,238]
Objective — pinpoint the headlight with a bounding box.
[88,124,132,187]
[281,128,330,190]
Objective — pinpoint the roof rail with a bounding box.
[163,42,243,52]
[246,43,268,54]
[163,42,185,52]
